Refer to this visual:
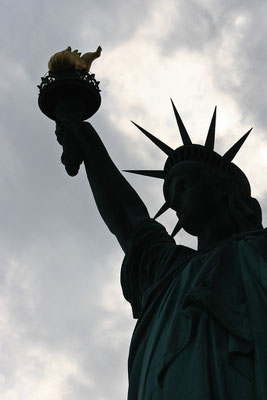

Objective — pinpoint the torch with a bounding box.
[38,46,102,176]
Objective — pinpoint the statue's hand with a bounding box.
[55,120,84,176]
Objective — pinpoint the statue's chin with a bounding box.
[182,224,201,237]
[177,212,202,237]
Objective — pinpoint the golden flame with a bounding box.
[48,46,102,73]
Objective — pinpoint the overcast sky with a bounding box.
[1,0,267,399]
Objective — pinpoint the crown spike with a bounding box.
[223,128,253,162]
[131,121,174,156]
[205,106,217,150]
[123,170,165,179]
[170,99,192,145]
[153,202,170,219]
[171,220,182,238]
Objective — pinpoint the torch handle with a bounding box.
[60,130,83,177]
[54,97,86,176]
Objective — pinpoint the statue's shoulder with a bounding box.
[128,217,195,255]
[229,227,267,243]
[234,228,267,285]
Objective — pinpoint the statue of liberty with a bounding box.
[54,103,267,399]
[38,49,267,398]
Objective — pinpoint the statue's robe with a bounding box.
[121,219,267,399]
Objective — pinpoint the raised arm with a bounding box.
[56,120,149,252]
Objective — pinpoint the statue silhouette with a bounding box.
[55,104,267,400]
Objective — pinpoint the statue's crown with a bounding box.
[125,101,252,236]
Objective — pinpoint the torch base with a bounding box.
[38,71,101,121]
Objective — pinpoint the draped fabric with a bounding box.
[121,219,267,399]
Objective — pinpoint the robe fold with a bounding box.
[121,218,267,399]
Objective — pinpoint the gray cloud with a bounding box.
[0,0,267,398]
[160,0,219,53]
[158,0,267,131]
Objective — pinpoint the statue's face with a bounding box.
[164,162,226,236]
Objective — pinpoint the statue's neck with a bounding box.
[197,210,240,251]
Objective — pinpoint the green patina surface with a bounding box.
[122,219,267,399]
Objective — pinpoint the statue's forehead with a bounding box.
[166,161,210,179]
